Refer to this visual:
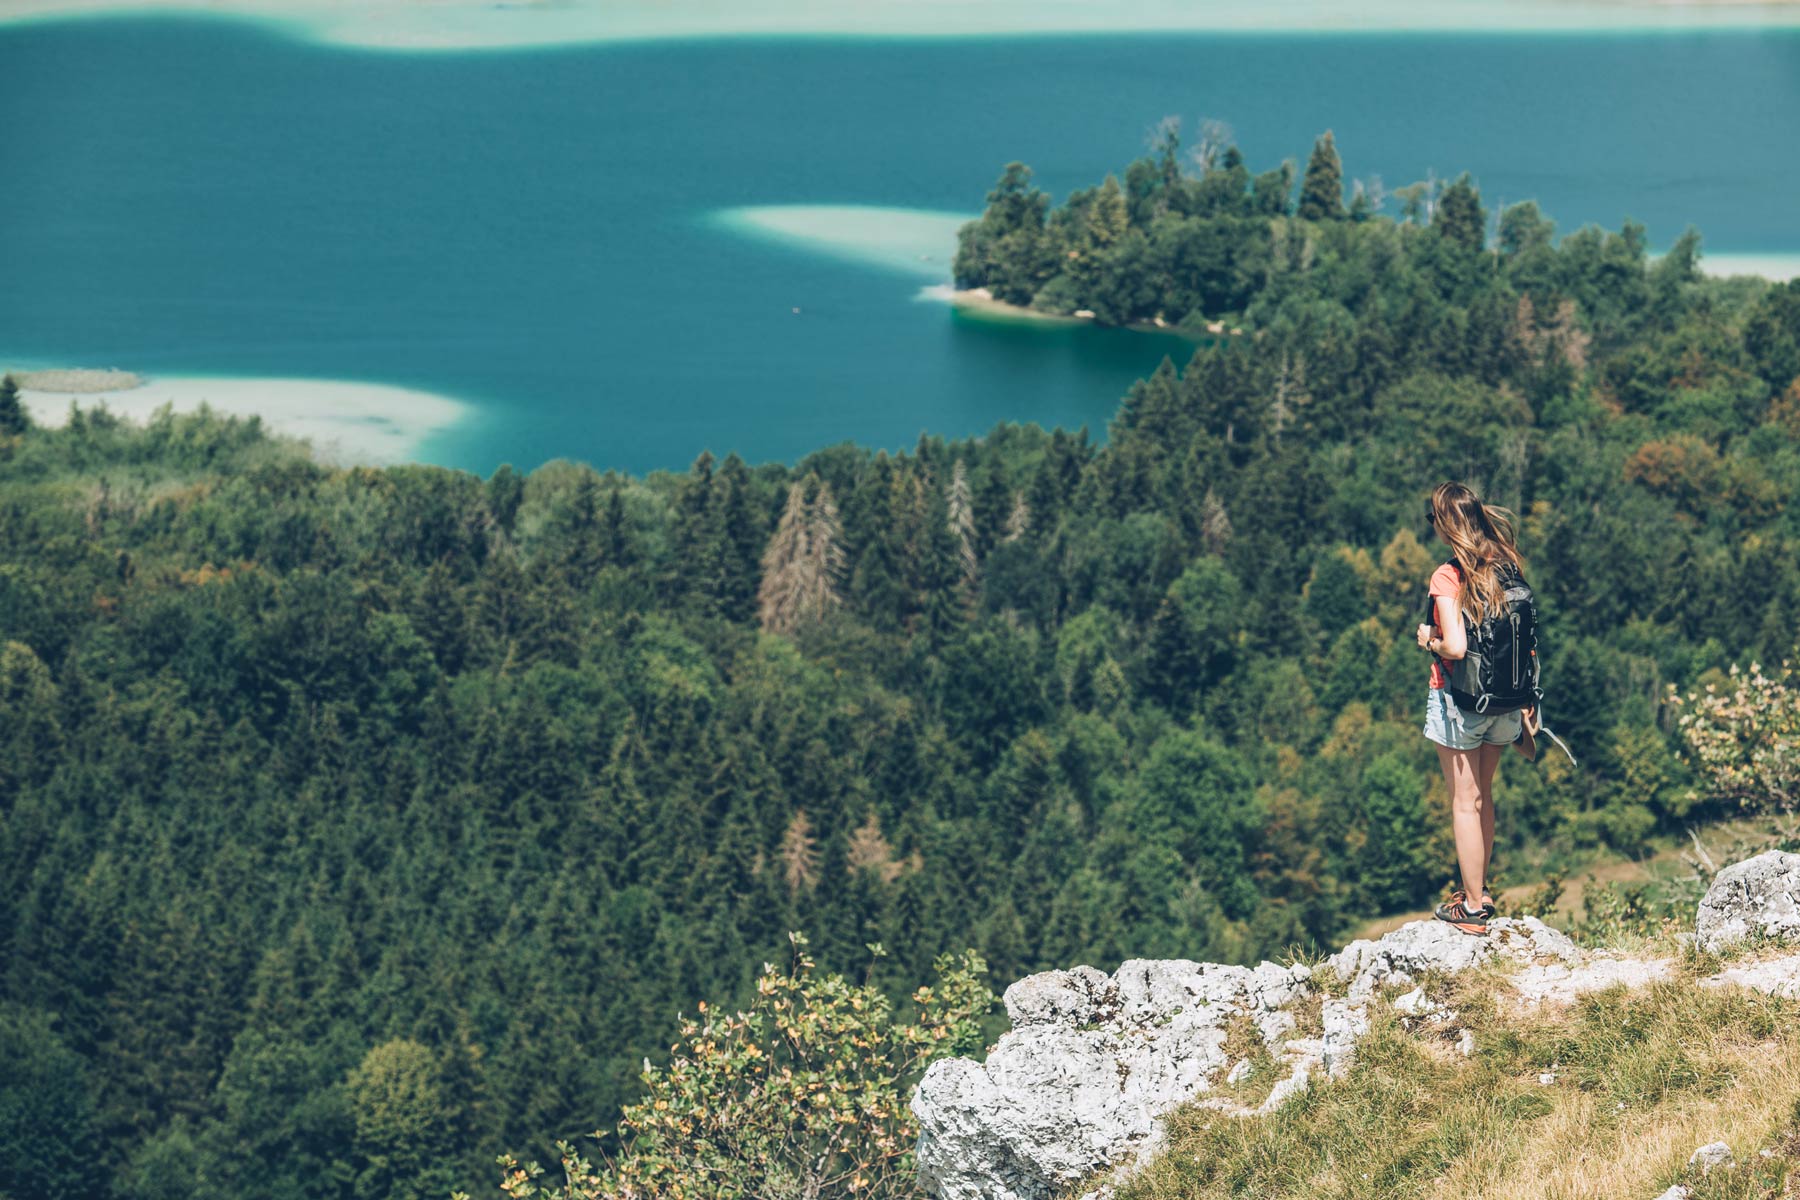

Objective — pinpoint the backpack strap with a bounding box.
[1422,559,1461,619]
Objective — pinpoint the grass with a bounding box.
[1210,1010,1283,1110]
[1114,974,1800,1200]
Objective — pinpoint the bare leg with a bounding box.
[1436,744,1485,905]
[1476,742,1504,898]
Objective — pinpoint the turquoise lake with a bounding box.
[2,18,1798,476]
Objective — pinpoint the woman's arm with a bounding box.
[1430,595,1467,660]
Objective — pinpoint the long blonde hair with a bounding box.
[1428,481,1524,625]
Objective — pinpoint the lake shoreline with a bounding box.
[944,247,1800,341]
[945,286,1255,342]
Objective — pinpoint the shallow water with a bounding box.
[2,18,1797,475]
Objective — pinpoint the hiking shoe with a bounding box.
[1479,890,1496,919]
[1434,890,1489,936]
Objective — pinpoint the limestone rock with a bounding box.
[1003,965,1118,1028]
[1324,916,1580,1001]
[914,917,1569,1200]
[1392,987,1441,1017]
[1695,851,1800,952]
[1319,999,1368,1078]
[1701,952,1800,999]
[1689,1140,1734,1173]
[912,957,1309,1200]
[1258,1062,1312,1111]
[1511,956,1674,1006]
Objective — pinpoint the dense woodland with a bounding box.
[3,125,1800,1200]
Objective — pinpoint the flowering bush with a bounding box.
[1668,657,1800,814]
[471,934,993,1200]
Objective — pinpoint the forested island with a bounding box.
[954,125,1705,339]
[3,126,1800,1199]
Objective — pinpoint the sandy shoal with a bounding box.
[13,371,472,467]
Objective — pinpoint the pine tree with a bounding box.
[472,543,526,671]
[559,471,606,581]
[1115,355,1183,447]
[802,478,846,624]
[0,374,31,436]
[0,642,64,795]
[779,809,820,893]
[520,564,581,665]
[1086,175,1129,249]
[1200,488,1233,556]
[1149,114,1182,190]
[946,459,980,611]
[1251,160,1296,217]
[1267,349,1309,446]
[602,485,636,568]
[0,1006,100,1200]
[715,454,762,623]
[844,810,902,883]
[888,470,930,632]
[1003,491,1030,543]
[756,476,845,636]
[1515,294,1591,370]
[920,479,967,639]
[756,481,811,635]
[663,451,720,611]
[1433,172,1487,253]
[484,462,525,545]
[410,560,469,676]
[1297,130,1345,221]
[973,465,1011,559]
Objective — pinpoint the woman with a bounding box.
[1415,480,1533,937]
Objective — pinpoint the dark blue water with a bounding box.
[3,18,1797,475]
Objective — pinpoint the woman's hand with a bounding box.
[1416,623,1434,651]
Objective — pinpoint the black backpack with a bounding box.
[1424,560,1542,715]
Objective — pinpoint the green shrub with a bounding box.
[478,935,993,1200]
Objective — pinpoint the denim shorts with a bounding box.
[1423,685,1523,751]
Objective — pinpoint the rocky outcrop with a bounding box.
[910,957,1311,1200]
[912,853,1800,1200]
[911,916,1581,1200]
[1695,850,1800,952]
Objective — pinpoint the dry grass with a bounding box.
[1117,976,1800,1200]
[1208,1011,1283,1109]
